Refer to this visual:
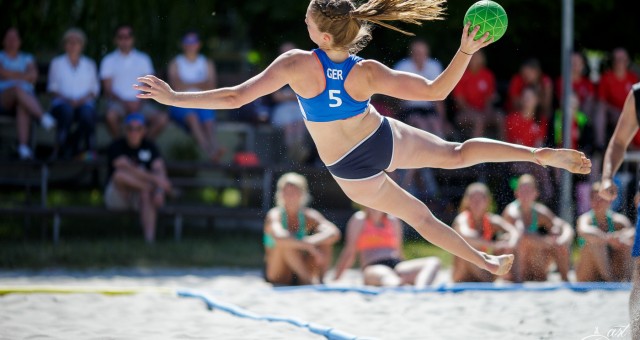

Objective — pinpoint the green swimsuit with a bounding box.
[578,210,615,248]
[263,208,307,249]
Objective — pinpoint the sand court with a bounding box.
[0,269,631,339]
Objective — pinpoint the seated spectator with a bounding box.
[555,51,596,119]
[453,50,504,139]
[576,181,634,282]
[452,183,518,282]
[502,174,574,282]
[0,27,55,160]
[263,172,341,285]
[167,32,223,162]
[333,206,440,287]
[100,25,167,139]
[47,28,99,160]
[595,48,639,149]
[105,114,171,243]
[507,58,553,119]
[270,42,311,164]
[505,86,553,203]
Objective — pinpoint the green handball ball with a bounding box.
[463,0,508,42]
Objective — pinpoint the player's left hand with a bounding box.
[460,22,493,55]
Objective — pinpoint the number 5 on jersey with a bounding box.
[329,90,342,107]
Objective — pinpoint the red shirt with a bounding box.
[598,70,638,110]
[453,67,496,111]
[555,76,595,106]
[507,73,553,111]
[506,112,548,147]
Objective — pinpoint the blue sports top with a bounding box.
[296,49,370,122]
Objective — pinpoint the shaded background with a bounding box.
[1,0,638,83]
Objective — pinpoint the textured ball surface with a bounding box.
[463,0,508,42]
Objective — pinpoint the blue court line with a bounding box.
[177,289,376,340]
[272,282,632,295]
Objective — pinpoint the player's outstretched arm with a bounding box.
[368,23,492,101]
[134,53,291,109]
[600,89,639,200]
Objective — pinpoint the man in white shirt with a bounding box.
[48,28,100,160]
[393,39,448,137]
[392,39,447,200]
[100,25,167,139]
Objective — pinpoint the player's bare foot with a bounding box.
[483,253,514,276]
[535,148,592,174]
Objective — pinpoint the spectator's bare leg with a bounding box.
[15,87,44,118]
[0,86,17,110]
[363,265,402,286]
[139,188,157,243]
[395,257,441,287]
[16,106,31,146]
[552,243,571,281]
[184,113,212,154]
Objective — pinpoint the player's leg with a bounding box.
[334,173,513,276]
[385,118,591,174]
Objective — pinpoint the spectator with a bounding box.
[502,174,574,282]
[333,206,440,287]
[105,113,171,243]
[453,50,503,139]
[595,48,639,149]
[507,58,553,119]
[47,28,99,160]
[270,42,311,164]
[167,31,223,162]
[263,172,341,285]
[100,25,167,139]
[0,27,55,160]
[452,183,519,282]
[576,181,634,282]
[393,39,447,137]
[555,51,596,118]
[505,86,553,203]
[393,39,444,199]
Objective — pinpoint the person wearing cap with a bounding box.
[47,28,100,160]
[100,25,168,140]
[105,113,172,243]
[167,31,223,162]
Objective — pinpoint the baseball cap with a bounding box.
[182,32,200,45]
[125,113,145,126]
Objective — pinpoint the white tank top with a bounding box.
[175,54,209,91]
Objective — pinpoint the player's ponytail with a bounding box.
[310,0,445,53]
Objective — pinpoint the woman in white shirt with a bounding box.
[167,32,222,162]
[47,28,100,160]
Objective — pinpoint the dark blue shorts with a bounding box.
[366,257,402,270]
[633,205,640,257]
[326,117,394,180]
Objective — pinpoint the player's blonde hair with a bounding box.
[459,182,495,213]
[309,0,446,53]
[275,172,311,208]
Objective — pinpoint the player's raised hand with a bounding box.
[460,22,492,55]
[134,75,176,106]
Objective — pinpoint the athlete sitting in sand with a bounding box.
[135,0,590,278]
[263,172,341,285]
[452,183,519,283]
[576,181,634,282]
[502,174,574,282]
[333,206,441,287]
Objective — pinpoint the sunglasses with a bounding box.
[117,33,133,40]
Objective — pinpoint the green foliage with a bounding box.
[0,0,637,91]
